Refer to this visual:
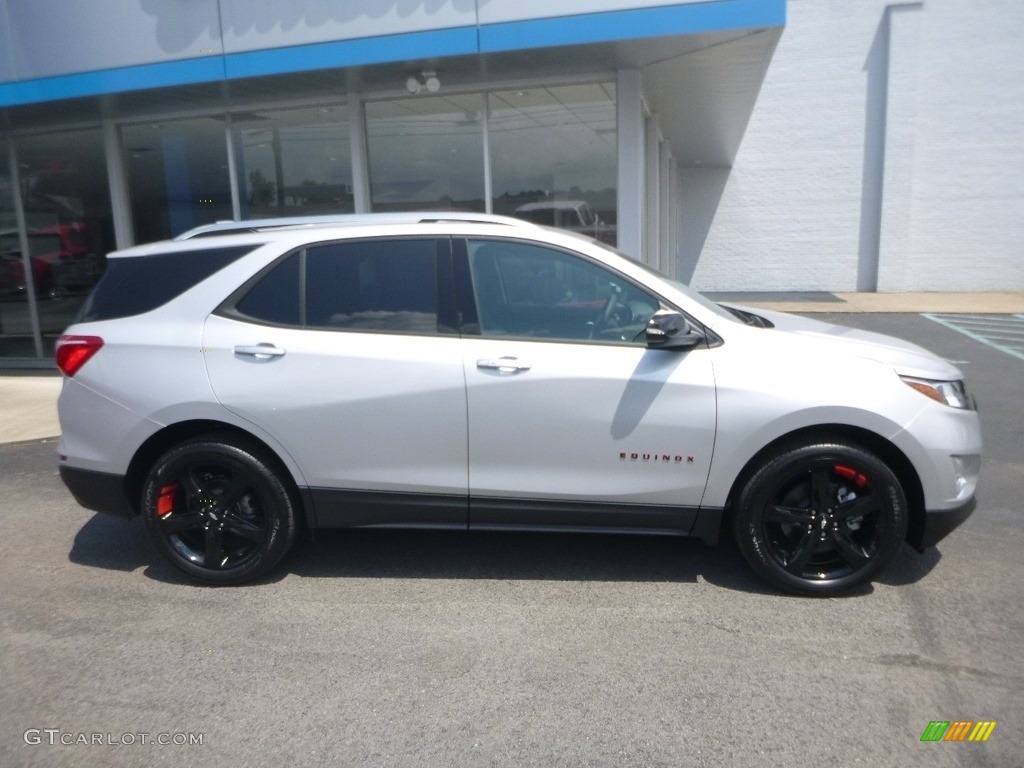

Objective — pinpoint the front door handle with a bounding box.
[476,356,532,374]
[234,344,286,360]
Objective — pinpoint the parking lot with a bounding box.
[1,312,1021,768]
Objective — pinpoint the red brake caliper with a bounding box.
[833,465,868,488]
[157,483,180,517]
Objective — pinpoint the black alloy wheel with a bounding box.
[733,440,908,596]
[141,434,298,585]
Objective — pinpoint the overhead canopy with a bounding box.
[1,1,783,168]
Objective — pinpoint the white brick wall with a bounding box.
[684,0,1024,292]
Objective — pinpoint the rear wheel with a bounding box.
[141,434,298,585]
[732,440,907,596]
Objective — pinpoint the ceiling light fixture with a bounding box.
[406,70,441,95]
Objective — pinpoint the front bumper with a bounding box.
[59,465,134,518]
[908,496,977,552]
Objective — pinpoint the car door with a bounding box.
[203,237,468,528]
[459,237,717,530]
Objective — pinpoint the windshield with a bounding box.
[585,237,737,322]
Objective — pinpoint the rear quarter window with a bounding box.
[225,238,442,335]
[75,245,260,322]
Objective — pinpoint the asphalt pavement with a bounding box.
[1,306,1022,767]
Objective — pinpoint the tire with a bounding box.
[141,434,298,585]
[732,440,908,596]
[36,273,54,299]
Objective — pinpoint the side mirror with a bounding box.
[645,310,703,350]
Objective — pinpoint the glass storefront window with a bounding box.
[0,146,23,357]
[1,130,114,358]
[123,118,233,243]
[233,105,354,220]
[365,94,486,213]
[488,84,618,245]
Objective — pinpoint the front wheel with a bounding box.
[732,440,908,596]
[141,434,298,585]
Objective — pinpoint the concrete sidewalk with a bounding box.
[2,292,1023,446]
[0,375,62,445]
[705,290,1024,314]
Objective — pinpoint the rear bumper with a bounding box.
[909,496,977,552]
[59,465,134,518]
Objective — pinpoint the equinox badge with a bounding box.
[620,452,695,463]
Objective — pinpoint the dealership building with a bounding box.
[1,0,1021,364]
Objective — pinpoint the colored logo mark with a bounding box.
[920,720,997,742]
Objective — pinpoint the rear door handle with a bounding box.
[234,344,286,360]
[476,356,532,374]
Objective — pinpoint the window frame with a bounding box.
[453,236,701,348]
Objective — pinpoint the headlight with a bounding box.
[900,376,974,409]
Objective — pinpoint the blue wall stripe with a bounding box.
[480,0,785,52]
[0,57,227,107]
[0,0,784,109]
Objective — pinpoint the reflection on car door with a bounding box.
[460,238,717,531]
[203,238,469,527]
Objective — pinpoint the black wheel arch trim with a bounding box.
[725,424,927,550]
[909,497,977,551]
[122,420,309,520]
[59,465,133,518]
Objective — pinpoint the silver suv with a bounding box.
[56,214,981,595]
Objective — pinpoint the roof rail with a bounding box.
[174,212,537,240]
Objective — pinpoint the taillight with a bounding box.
[55,335,104,377]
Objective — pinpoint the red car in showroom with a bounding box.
[0,222,101,297]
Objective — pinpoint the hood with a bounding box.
[720,305,963,381]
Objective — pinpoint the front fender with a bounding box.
[701,403,913,508]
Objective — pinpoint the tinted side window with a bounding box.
[77,245,259,322]
[305,240,438,333]
[230,239,439,335]
[234,252,300,326]
[468,239,659,344]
